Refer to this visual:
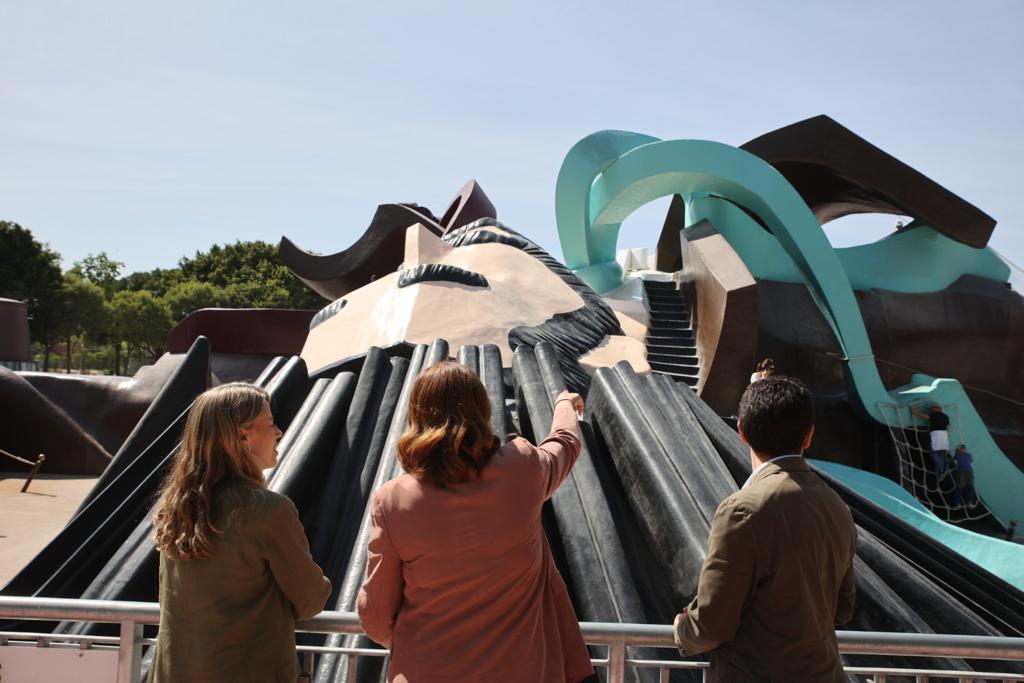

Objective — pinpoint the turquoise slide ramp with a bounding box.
[811,460,1024,592]
[554,130,1024,529]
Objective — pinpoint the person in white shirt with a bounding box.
[749,358,775,385]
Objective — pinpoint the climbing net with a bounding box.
[876,402,991,524]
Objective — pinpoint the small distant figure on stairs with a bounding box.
[912,404,951,477]
[749,358,775,385]
[951,444,977,508]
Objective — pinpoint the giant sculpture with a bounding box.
[2,116,1023,680]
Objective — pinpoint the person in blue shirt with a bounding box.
[951,444,977,507]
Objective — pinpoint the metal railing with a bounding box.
[2,596,1024,682]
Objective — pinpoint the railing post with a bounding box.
[302,651,314,679]
[20,453,46,493]
[607,639,626,683]
[118,619,144,683]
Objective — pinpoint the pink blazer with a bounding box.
[357,401,594,683]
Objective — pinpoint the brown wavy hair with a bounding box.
[153,382,269,561]
[398,361,501,487]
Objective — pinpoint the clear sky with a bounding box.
[3,0,1022,275]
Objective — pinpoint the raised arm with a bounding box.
[357,498,403,648]
[534,391,583,500]
[261,496,332,620]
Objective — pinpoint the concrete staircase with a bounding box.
[643,280,700,387]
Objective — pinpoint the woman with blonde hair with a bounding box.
[358,361,594,683]
[149,382,330,683]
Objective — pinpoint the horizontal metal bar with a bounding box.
[837,630,1024,661]
[843,666,1024,680]
[0,597,160,625]
[626,658,708,670]
[2,596,1023,663]
[581,620,673,648]
[294,645,389,657]
[0,631,121,646]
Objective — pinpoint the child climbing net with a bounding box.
[877,402,991,524]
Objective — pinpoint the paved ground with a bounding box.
[0,473,98,586]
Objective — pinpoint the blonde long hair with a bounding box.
[153,382,269,561]
[397,361,500,487]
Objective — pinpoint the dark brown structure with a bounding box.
[741,115,996,248]
[23,364,174,456]
[438,180,498,237]
[752,277,1024,473]
[165,308,315,356]
[0,298,32,362]
[655,195,685,273]
[0,367,112,474]
[165,308,316,382]
[278,181,497,302]
[680,223,758,416]
[279,204,444,302]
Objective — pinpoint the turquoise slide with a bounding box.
[810,460,1024,592]
[554,130,1024,531]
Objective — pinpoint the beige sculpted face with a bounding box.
[301,224,586,372]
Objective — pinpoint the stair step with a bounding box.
[643,280,677,289]
[651,358,700,368]
[647,332,695,342]
[652,370,700,386]
[647,350,696,360]
[647,337,696,348]
[648,353,699,366]
[646,339,697,348]
[650,316,690,324]
[648,304,689,314]
[647,294,684,304]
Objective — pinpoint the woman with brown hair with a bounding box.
[750,357,775,384]
[149,382,330,683]
[358,361,593,683]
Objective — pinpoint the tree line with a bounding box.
[1,221,324,375]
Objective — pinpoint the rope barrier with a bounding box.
[1,448,47,493]
[822,351,1024,410]
[0,447,37,467]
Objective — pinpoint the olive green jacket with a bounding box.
[150,484,331,683]
[675,458,857,683]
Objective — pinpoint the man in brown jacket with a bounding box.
[674,375,857,682]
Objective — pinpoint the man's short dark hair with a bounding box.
[738,375,814,457]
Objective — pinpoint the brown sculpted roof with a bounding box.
[741,115,996,248]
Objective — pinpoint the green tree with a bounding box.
[120,267,183,299]
[0,221,64,370]
[107,290,172,374]
[57,273,106,372]
[70,252,124,298]
[178,240,323,309]
[164,280,232,323]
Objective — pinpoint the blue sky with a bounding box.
[3,1,1022,275]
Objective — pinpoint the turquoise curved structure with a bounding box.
[810,460,1024,592]
[555,130,1024,529]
